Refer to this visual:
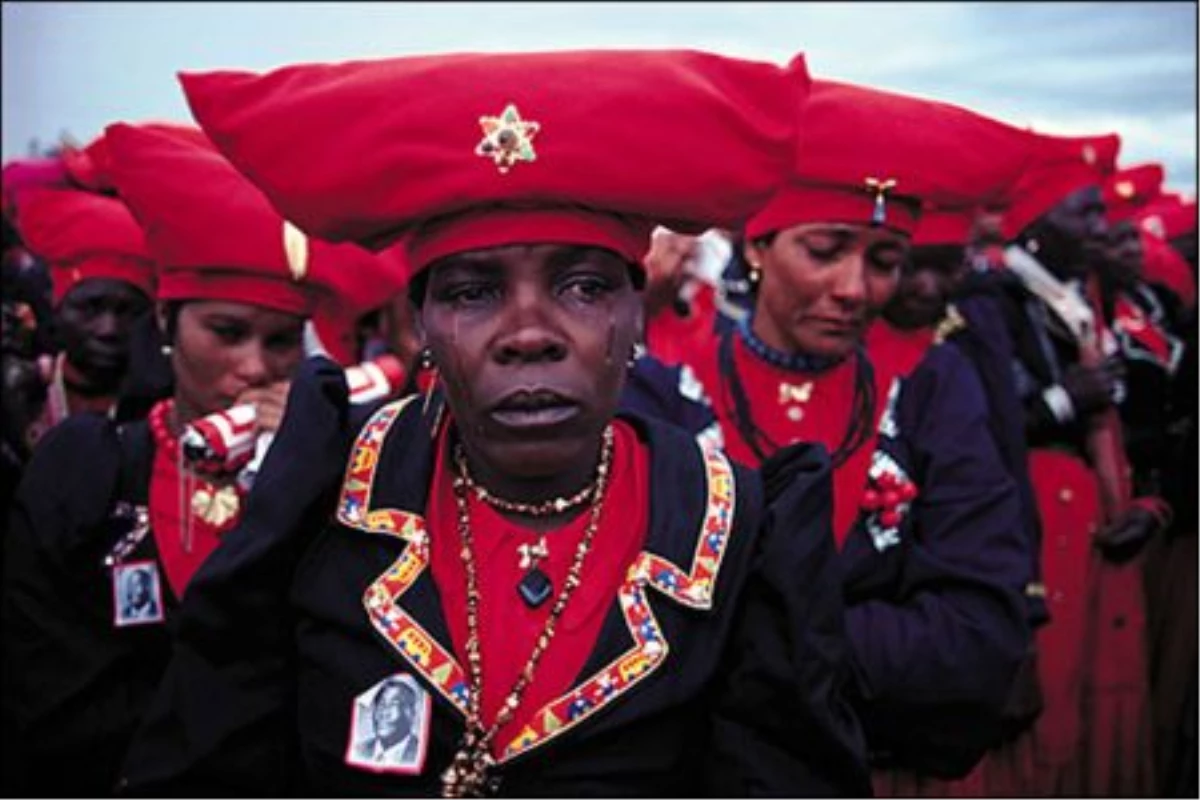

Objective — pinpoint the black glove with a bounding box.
[1093,505,1160,563]
[1061,361,1120,417]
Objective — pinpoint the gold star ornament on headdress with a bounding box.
[475,103,540,174]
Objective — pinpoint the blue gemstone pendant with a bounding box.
[518,567,553,608]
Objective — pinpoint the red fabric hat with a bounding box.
[14,187,155,304]
[1140,226,1196,309]
[2,157,71,222]
[307,241,409,365]
[745,80,1035,239]
[912,207,979,247]
[1136,192,1197,241]
[178,49,807,271]
[105,122,320,316]
[1103,163,1165,224]
[1002,132,1120,239]
[61,122,214,194]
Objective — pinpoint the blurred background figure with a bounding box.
[640,226,729,367]
[12,187,157,444]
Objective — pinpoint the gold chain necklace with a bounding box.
[454,431,610,517]
[440,426,614,798]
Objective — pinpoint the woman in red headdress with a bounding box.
[1,123,401,796]
[118,49,871,797]
[652,80,1043,789]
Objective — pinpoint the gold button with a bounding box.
[786,406,804,422]
[1058,488,1073,503]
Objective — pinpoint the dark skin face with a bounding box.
[56,278,151,391]
[1024,185,1109,280]
[1103,219,1144,289]
[884,244,967,331]
[747,223,907,360]
[128,570,151,606]
[157,300,306,429]
[372,683,415,747]
[420,244,642,505]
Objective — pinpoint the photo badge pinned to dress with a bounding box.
[345,672,431,775]
[111,559,165,628]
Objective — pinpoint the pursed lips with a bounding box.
[487,387,582,429]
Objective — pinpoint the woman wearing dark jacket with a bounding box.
[118,49,869,797]
[634,81,1038,785]
[1,123,397,796]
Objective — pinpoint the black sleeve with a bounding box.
[2,415,157,796]
[705,445,871,797]
[844,347,1030,778]
[119,356,360,796]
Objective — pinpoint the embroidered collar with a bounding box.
[736,317,844,374]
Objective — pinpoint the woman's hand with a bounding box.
[237,381,291,434]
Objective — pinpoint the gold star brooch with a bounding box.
[475,103,540,174]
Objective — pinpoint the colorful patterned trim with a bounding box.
[338,397,473,714]
[338,409,739,764]
[500,445,738,761]
[336,397,424,543]
[363,539,472,715]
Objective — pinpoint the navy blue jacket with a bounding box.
[624,331,1031,779]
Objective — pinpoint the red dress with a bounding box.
[147,399,246,599]
[684,328,902,547]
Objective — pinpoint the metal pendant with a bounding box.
[517,567,553,608]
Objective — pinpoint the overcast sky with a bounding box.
[4,1,1196,194]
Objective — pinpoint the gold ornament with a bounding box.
[190,483,241,527]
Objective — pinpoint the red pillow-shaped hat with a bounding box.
[178,49,808,272]
[105,122,320,316]
[61,122,214,195]
[1103,163,1165,224]
[15,187,155,304]
[2,157,71,222]
[1140,226,1196,309]
[306,240,410,365]
[912,207,983,247]
[1003,132,1120,239]
[1136,192,1197,241]
[746,79,1035,239]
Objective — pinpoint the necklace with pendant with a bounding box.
[150,400,242,552]
[454,426,614,609]
[441,427,613,798]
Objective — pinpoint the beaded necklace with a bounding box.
[440,428,614,798]
[148,400,242,553]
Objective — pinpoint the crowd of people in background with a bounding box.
[0,46,1195,798]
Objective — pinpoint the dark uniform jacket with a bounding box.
[624,329,1030,779]
[120,357,870,797]
[2,413,168,797]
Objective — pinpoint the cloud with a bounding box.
[2,1,1194,192]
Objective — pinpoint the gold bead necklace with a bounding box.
[440,426,614,798]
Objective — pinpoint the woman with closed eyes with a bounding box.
[669,80,1038,790]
